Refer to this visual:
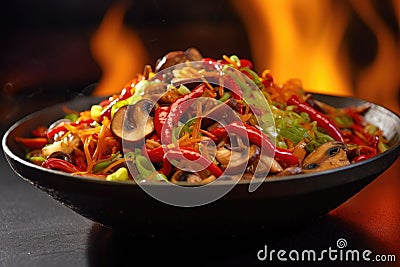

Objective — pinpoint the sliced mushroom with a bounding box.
[302,141,350,172]
[215,145,233,166]
[247,145,283,176]
[275,166,303,177]
[215,135,253,174]
[171,170,215,184]
[111,99,155,142]
[154,47,203,72]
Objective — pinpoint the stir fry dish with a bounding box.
[15,48,390,184]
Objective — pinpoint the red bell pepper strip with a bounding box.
[46,125,67,140]
[287,95,345,143]
[31,126,48,138]
[47,118,94,140]
[41,158,83,173]
[15,137,48,149]
[144,146,165,163]
[209,121,299,166]
[170,83,207,121]
[164,147,223,178]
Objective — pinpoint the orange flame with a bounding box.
[233,0,353,96]
[233,0,399,113]
[90,1,148,96]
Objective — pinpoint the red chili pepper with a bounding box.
[287,95,345,143]
[222,75,243,100]
[139,145,172,177]
[353,145,377,162]
[209,121,299,166]
[353,154,368,163]
[164,147,223,178]
[349,134,366,146]
[160,83,207,144]
[351,124,367,136]
[144,145,223,177]
[41,158,83,173]
[15,137,48,149]
[171,83,207,115]
[360,146,377,156]
[46,125,67,141]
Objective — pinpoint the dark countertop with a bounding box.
[0,147,398,266]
